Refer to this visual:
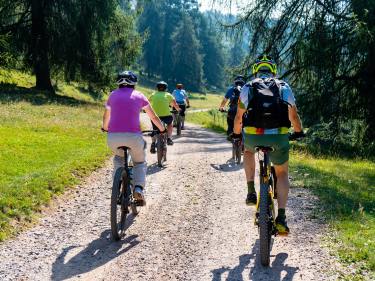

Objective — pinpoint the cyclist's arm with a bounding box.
[170,99,181,111]
[233,105,246,134]
[219,98,228,110]
[102,108,110,131]
[144,104,165,132]
[289,105,303,132]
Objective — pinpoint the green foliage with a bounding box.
[0,69,110,240]
[138,0,227,91]
[171,15,203,91]
[0,0,142,91]
[290,154,375,276]
[225,0,375,156]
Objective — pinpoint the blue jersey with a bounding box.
[172,89,187,104]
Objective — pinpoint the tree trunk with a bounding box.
[31,0,54,93]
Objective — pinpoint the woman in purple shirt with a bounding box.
[102,71,164,205]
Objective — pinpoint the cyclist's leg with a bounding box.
[227,115,234,135]
[179,104,186,128]
[127,134,147,188]
[268,134,290,233]
[160,116,174,144]
[243,133,257,204]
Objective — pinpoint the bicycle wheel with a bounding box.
[176,115,182,136]
[270,166,277,199]
[259,182,272,266]
[157,135,164,167]
[110,167,129,241]
[235,142,242,164]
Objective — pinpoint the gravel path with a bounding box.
[0,121,343,281]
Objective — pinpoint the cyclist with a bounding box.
[172,83,190,129]
[102,71,165,206]
[149,81,181,153]
[219,75,246,138]
[232,55,305,235]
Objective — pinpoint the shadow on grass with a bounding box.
[0,83,95,106]
[292,163,375,218]
[51,229,140,281]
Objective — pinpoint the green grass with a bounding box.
[0,69,110,240]
[187,110,375,278]
[290,154,375,278]
[186,110,227,133]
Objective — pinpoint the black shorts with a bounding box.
[177,104,186,116]
[152,115,173,130]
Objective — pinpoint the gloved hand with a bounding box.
[289,131,306,141]
[186,105,190,108]
[229,132,242,141]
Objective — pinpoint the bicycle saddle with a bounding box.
[255,146,275,152]
[117,146,130,150]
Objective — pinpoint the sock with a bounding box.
[278,208,286,218]
[247,181,255,194]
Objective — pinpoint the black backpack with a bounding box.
[243,78,291,129]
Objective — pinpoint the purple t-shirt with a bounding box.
[106,88,149,133]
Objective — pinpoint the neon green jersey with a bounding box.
[149,91,174,117]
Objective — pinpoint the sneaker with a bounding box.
[167,138,173,145]
[275,216,290,235]
[134,186,146,206]
[246,192,257,205]
[150,142,156,154]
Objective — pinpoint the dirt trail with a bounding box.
[0,122,343,281]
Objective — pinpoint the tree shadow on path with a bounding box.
[212,240,298,281]
[51,229,140,281]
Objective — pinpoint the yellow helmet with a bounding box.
[252,55,277,75]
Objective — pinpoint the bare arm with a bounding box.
[171,99,181,111]
[102,108,110,131]
[289,105,303,132]
[219,98,228,110]
[143,105,165,132]
[234,106,246,134]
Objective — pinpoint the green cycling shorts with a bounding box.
[243,134,289,165]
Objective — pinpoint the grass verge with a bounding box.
[187,110,375,278]
[0,69,110,241]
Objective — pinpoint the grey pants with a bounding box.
[107,133,147,188]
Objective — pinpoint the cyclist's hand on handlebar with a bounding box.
[219,107,225,112]
[229,132,242,141]
[289,131,306,141]
[186,105,190,108]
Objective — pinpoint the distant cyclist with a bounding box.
[102,71,165,205]
[149,81,181,153]
[172,83,190,129]
[232,55,305,235]
[219,75,246,138]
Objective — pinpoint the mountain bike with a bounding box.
[254,132,304,265]
[172,109,182,136]
[254,145,278,266]
[102,129,160,241]
[110,146,139,241]
[231,136,243,165]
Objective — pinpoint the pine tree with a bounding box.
[171,15,203,91]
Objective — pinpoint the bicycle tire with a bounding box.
[235,142,242,164]
[176,115,181,136]
[110,167,128,241]
[157,135,164,167]
[259,182,271,266]
[271,166,277,199]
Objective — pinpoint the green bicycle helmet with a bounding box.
[252,55,277,75]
